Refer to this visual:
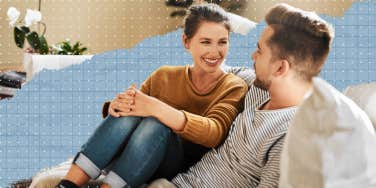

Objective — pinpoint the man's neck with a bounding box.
[261,81,313,111]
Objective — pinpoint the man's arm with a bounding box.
[258,136,286,188]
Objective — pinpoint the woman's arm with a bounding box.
[105,66,248,147]
[114,88,187,131]
[148,97,187,131]
[175,87,247,148]
[118,81,248,148]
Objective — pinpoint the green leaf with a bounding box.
[53,40,88,55]
[79,47,88,54]
[73,42,79,51]
[26,31,41,50]
[58,50,67,55]
[62,42,72,52]
[39,35,49,54]
[20,26,30,34]
[14,27,25,48]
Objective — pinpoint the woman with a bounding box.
[56,3,248,188]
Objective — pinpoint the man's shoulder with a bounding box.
[241,84,269,110]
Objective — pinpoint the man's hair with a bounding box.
[265,3,334,81]
[183,3,230,39]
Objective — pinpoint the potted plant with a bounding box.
[7,7,91,81]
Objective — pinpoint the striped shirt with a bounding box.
[172,73,297,188]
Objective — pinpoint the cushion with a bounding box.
[343,82,376,130]
[148,179,177,188]
[279,78,376,188]
[222,65,254,87]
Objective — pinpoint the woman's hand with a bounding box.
[108,84,137,117]
[108,84,158,117]
[108,84,186,131]
[116,86,158,117]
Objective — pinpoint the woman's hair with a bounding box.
[183,3,231,39]
[265,3,335,81]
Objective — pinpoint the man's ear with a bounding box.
[273,59,290,77]
[182,34,190,49]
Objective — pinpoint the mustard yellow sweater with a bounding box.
[103,65,248,148]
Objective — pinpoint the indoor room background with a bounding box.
[0,0,375,186]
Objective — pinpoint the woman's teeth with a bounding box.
[204,58,219,65]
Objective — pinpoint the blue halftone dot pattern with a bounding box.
[1,1,376,186]
[320,0,376,90]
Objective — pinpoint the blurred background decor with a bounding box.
[0,0,355,71]
[165,0,247,17]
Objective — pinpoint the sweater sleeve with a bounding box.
[140,75,151,95]
[102,101,111,118]
[175,82,248,148]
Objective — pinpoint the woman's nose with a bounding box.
[209,45,222,56]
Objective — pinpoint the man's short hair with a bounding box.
[265,3,334,81]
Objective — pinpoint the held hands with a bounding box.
[108,84,157,118]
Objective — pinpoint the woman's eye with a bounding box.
[219,41,228,45]
[200,41,210,44]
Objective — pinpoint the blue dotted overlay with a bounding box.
[0,1,375,186]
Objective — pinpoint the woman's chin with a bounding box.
[203,65,222,73]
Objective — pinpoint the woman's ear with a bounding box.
[182,34,190,49]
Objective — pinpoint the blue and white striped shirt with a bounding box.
[172,75,297,188]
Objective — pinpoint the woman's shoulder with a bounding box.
[155,65,185,72]
[152,65,185,76]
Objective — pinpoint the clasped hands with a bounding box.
[108,84,157,118]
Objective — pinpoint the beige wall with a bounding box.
[243,0,358,21]
[0,0,361,69]
[41,0,183,52]
[0,0,182,69]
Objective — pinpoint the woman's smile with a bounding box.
[202,57,222,67]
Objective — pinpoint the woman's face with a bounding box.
[184,21,229,74]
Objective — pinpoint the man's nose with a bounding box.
[251,51,256,61]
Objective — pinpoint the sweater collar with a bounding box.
[184,65,228,96]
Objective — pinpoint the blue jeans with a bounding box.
[73,116,184,188]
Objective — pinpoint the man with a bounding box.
[149,3,334,187]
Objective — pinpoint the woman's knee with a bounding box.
[99,116,141,132]
[129,117,171,148]
[138,117,171,136]
[80,116,141,155]
[103,115,140,126]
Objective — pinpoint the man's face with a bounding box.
[251,26,275,91]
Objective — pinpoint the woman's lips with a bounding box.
[203,57,221,67]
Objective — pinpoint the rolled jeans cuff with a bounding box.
[103,171,128,188]
[73,152,101,179]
